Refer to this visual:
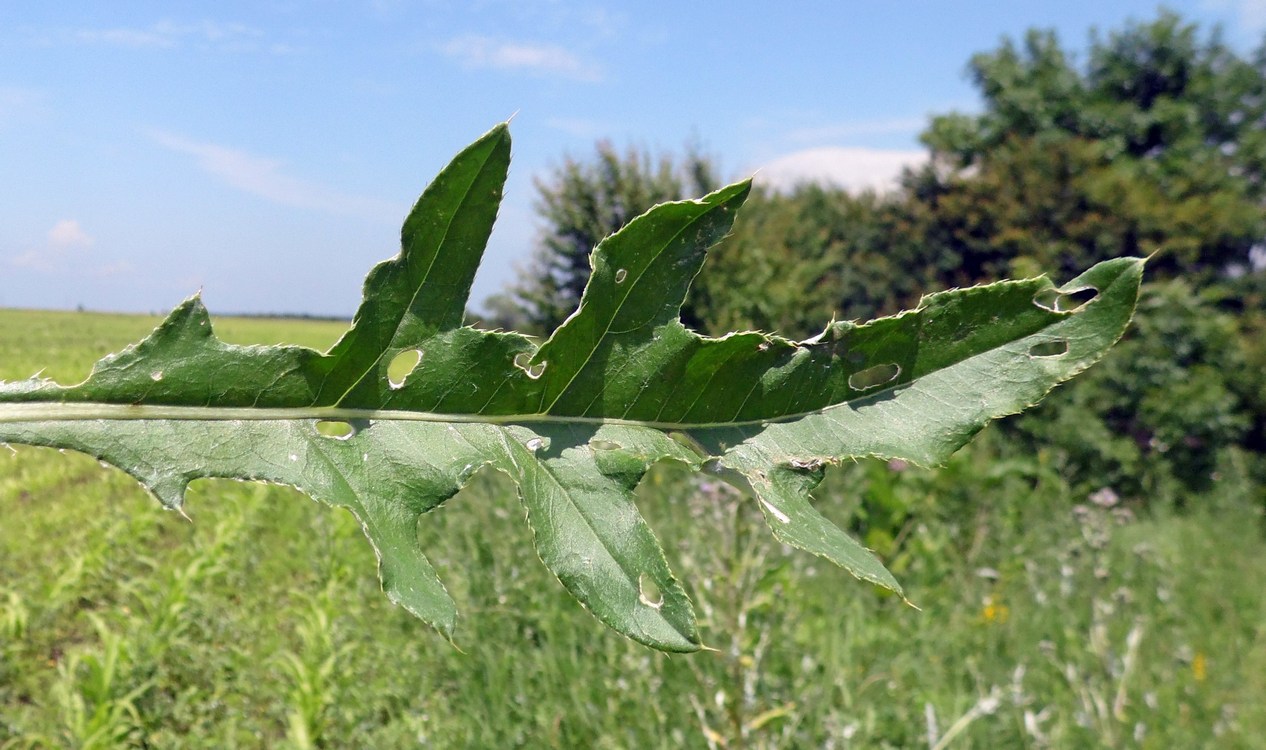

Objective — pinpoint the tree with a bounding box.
[686,185,929,339]
[909,11,1266,285]
[496,12,1264,349]
[488,141,718,333]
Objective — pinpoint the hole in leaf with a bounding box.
[150,371,163,382]
[1029,339,1069,358]
[614,268,628,284]
[457,462,480,482]
[591,439,621,451]
[387,349,422,389]
[1034,287,1098,313]
[848,363,900,391]
[757,496,791,524]
[669,431,708,458]
[315,420,356,439]
[514,352,547,379]
[638,573,663,609]
[790,457,824,472]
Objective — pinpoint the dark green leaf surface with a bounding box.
[0,123,1143,651]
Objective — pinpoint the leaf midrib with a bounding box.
[0,310,1085,431]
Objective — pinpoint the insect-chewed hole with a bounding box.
[668,431,708,458]
[638,573,663,609]
[315,420,356,439]
[387,349,423,389]
[514,352,547,379]
[757,496,791,523]
[1034,287,1098,313]
[614,268,628,284]
[1029,339,1070,358]
[848,363,901,391]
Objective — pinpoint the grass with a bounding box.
[1,307,1264,748]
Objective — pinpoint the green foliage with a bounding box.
[1008,280,1253,501]
[638,10,1266,511]
[5,386,1265,745]
[0,125,1140,652]
[686,186,931,339]
[913,11,1266,282]
[488,140,718,333]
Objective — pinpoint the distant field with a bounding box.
[0,308,348,384]
[2,308,1265,748]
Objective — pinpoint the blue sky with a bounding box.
[2,1,1262,317]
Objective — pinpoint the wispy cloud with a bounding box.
[544,116,612,139]
[47,219,94,249]
[438,35,601,82]
[74,25,180,49]
[151,130,397,221]
[785,117,927,145]
[1203,0,1266,34]
[61,20,284,53]
[10,219,96,272]
[755,147,927,194]
[0,86,48,126]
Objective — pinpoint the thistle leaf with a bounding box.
[0,123,1143,652]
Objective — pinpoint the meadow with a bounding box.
[1,308,1264,748]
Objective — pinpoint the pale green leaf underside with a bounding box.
[0,123,1143,652]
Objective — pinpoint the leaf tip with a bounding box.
[486,120,512,144]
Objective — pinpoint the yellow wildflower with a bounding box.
[982,595,1009,624]
[1192,652,1207,683]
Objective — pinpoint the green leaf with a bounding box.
[0,123,1143,652]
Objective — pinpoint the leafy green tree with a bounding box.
[910,11,1266,284]
[687,186,929,338]
[1010,280,1253,499]
[489,141,718,333]
[894,11,1266,506]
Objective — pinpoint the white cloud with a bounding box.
[92,260,135,278]
[9,219,95,272]
[47,219,94,249]
[544,116,611,139]
[1203,0,1266,33]
[784,117,927,145]
[755,147,927,194]
[0,86,47,126]
[9,250,53,271]
[71,20,267,51]
[439,35,601,82]
[151,131,397,221]
[75,25,177,49]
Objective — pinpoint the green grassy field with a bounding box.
[2,308,1264,748]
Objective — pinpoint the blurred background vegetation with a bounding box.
[487,9,1266,514]
[4,9,1266,748]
